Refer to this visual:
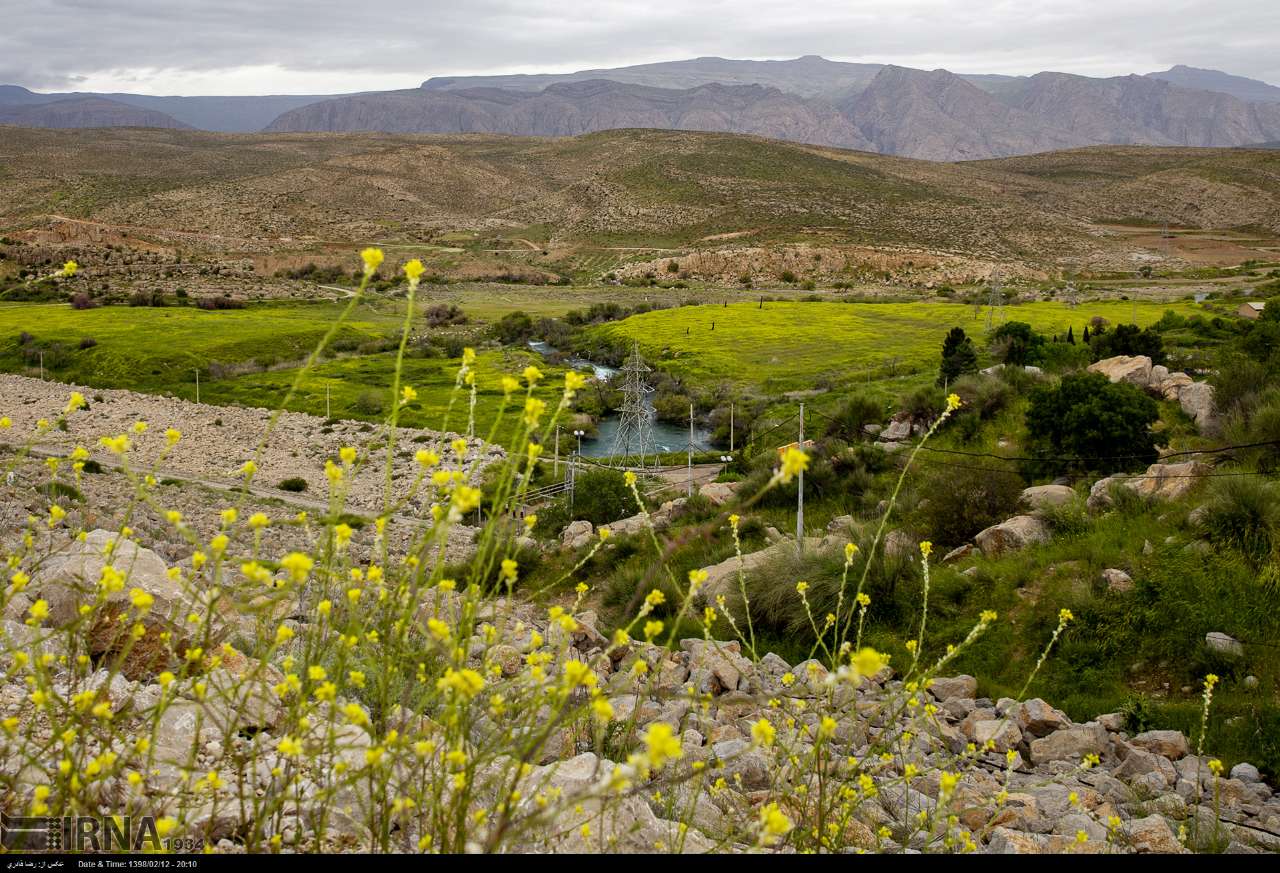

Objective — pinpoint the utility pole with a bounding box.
[39,351,43,381]
[729,402,735,453]
[687,403,694,497]
[325,383,330,419]
[554,426,560,479]
[195,369,199,404]
[796,402,805,554]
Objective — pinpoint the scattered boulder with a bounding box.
[1020,484,1076,512]
[974,515,1050,558]
[942,543,973,563]
[929,675,978,701]
[1178,382,1217,431]
[1131,730,1190,761]
[561,520,594,550]
[1101,568,1134,593]
[1205,631,1244,657]
[1012,698,1072,738]
[1028,724,1109,765]
[1088,461,1209,511]
[699,481,737,506]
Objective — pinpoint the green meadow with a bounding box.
[589,299,1207,392]
[0,301,399,393]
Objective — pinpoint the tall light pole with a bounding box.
[687,403,694,497]
[571,429,585,507]
[194,369,200,404]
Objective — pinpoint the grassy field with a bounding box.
[588,299,1208,392]
[0,300,401,392]
[199,348,567,444]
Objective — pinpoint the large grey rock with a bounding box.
[1020,484,1076,512]
[1131,729,1190,760]
[561,520,594,550]
[929,675,978,701]
[1028,723,1109,765]
[1178,382,1217,431]
[1124,814,1185,853]
[699,481,737,506]
[1205,631,1244,657]
[974,515,1050,558]
[1088,461,1209,511]
[1102,568,1134,593]
[1012,698,1071,737]
[1088,354,1152,387]
[31,530,219,679]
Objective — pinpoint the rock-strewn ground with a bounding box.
[0,374,504,515]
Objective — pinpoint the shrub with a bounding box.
[494,310,534,344]
[1024,372,1163,476]
[277,477,309,493]
[354,390,384,415]
[822,393,882,443]
[1195,477,1280,567]
[915,463,1024,547]
[1090,323,1166,364]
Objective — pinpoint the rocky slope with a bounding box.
[265,80,873,150]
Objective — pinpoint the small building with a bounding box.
[1238,301,1266,320]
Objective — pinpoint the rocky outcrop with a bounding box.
[1088,461,1210,510]
[1088,355,1217,432]
[1088,354,1153,387]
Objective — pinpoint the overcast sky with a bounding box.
[4,0,1277,95]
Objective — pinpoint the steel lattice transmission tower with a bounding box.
[609,342,655,469]
[985,268,1005,331]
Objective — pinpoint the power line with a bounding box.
[906,456,1272,479]
[915,439,1280,465]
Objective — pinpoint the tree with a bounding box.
[1066,326,1075,345]
[1090,323,1166,364]
[938,327,978,386]
[990,321,1045,367]
[1024,372,1164,477]
[1082,325,1091,344]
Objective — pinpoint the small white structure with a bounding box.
[1238,301,1266,320]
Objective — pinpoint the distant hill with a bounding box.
[0,96,190,129]
[265,80,874,150]
[269,65,1280,161]
[1147,65,1280,104]
[0,85,328,132]
[6,56,1280,161]
[1,128,1276,272]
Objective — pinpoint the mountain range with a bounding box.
[4,57,1280,161]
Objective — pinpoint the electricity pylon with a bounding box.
[609,342,655,469]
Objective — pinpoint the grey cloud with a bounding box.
[2,0,1277,93]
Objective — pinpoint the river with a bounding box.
[528,340,714,458]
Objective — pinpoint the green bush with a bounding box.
[1195,477,1280,567]
[277,477,309,493]
[1024,372,1163,477]
[915,462,1024,548]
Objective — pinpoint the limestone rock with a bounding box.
[1205,631,1244,657]
[929,675,978,701]
[1088,461,1209,510]
[1178,382,1217,431]
[1088,354,1152,387]
[1124,814,1186,853]
[1131,729,1190,760]
[974,515,1050,558]
[561,520,595,550]
[1101,568,1134,593]
[699,481,737,506]
[1012,698,1071,738]
[1020,484,1076,512]
[1028,724,1109,765]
